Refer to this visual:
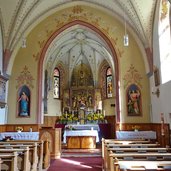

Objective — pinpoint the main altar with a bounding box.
[56,63,108,149]
[61,63,105,123]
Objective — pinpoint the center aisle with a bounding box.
[47,157,102,171]
[48,144,102,171]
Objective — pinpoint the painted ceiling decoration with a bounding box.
[0,0,157,51]
[0,0,157,74]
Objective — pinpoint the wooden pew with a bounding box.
[102,138,152,159]
[114,160,171,171]
[103,143,160,171]
[0,158,1,171]
[0,140,46,170]
[109,151,171,171]
[102,138,157,169]
[0,152,19,171]
[0,142,39,171]
[0,147,30,171]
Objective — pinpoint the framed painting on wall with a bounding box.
[127,84,142,116]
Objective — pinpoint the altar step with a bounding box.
[61,148,102,157]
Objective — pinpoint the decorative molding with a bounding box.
[160,0,168,21]
[16,66,34,89]
[123,64,142,89]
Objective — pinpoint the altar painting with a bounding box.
[71,89,94,110]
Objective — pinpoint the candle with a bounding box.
[103,110,106,117]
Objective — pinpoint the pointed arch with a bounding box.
[38,20,120,123]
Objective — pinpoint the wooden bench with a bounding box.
[103,143,160,171]
[0,140,46,171]
[0,143,38,171]
[114,160,171,171]
[0,152,18,171]
[0,147,30,171]
[109,151,171,171]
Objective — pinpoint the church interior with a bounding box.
[0,0,171,170]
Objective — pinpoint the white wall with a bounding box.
[47,90,61,116]
[152,1,171,128]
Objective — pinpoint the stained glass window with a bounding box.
[53,68,60,99]
[106,67,113,98]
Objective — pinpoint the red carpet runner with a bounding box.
[48,157,102,171]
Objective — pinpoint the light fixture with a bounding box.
[123,9,129,46]
[152,87,160,98]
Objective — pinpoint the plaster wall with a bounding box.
[7,4,150,124]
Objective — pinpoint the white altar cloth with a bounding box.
[0,132,39,140]
[116,131,156,140]
[63,130,99,143]
[65,124,100,131]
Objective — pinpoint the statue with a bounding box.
[79,70,85,86]
[87,94,93,107]
[72,96,77,109]
[18,92,29,116]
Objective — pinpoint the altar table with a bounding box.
[116,131,156,140]
[63,130,99,149]
[63,130,99,143]
[0,132,39,140]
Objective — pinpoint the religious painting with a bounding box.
[127,84,142,116]
[154,67,160,86]
[71,63,93,87]
[17,85,30,117]
[71,88,94,110]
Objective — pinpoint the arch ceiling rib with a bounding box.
[0,0,157,52]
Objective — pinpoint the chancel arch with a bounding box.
[39,21,119,123]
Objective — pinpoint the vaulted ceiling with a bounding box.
[0,0,158,74]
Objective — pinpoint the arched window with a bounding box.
[106,67,113,98]
[159,0,171,84]
[53,68,60,99]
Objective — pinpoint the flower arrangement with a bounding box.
[58,114,78,124]
[86,113,105,123]
[16,126,23,132]
[132,125,140,131]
